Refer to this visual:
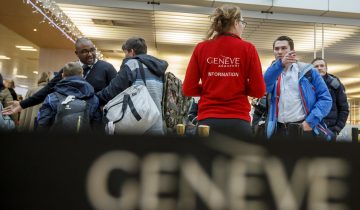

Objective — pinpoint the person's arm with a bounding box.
[304,69,332,129]
[96,64,132,105]
[21,69,63,109]
[37,95,57,129]
[3,69,62,116]
[89,96,101,123]
[9,89,17,101]
[105,63,118,86]
[333,83,349,133]
[182,45,202,96]
[246,46,265,98]
[264,59,284,93]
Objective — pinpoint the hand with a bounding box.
[302,121,312,131]
[251,98,257,106]
[281,51,297,67]
[2,101,23,115]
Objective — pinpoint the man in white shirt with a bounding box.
[264,36,332,139]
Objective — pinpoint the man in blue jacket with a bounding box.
[311,57,349,137]
[264,36,332,139]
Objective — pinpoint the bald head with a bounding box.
[74,37,97,65]
[75,37,92,49]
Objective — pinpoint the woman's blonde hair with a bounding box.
[37,72,49,84]
[206,4,242,40]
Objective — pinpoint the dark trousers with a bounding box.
[198,118,252,139]
[275,121,315,140]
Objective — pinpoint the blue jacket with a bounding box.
[38,76,101,129]
[264,59,332,138]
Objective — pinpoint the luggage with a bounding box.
[103,61,161,135]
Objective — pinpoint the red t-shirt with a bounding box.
[182,33,265,122]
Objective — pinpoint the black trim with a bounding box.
[113,94,142,123]
[137,60,147,85]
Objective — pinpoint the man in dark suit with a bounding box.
[3,38,117,115]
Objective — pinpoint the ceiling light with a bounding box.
[33,71,39,74]
[15,45,38,51]
[20,48,37,51]
[15,75,28,79]
[16,45,34,49]
[0,55,11,60]
[33,28,37,32]
[157,31,203,44]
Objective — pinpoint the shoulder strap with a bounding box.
[54,92,66,102]
[327,75,340,90]
[113,94,142,123]
[275,74,282,118]
[136,60,147,86]
[161,72,168,118]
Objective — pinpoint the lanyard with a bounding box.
[84,66,92,79]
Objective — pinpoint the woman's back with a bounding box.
[182,4,265,137]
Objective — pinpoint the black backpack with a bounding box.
[51,93,91,133]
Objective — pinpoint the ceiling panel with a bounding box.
[2,0,359,98]
[57,2,360,97]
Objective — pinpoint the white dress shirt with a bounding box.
[277,63,306,123]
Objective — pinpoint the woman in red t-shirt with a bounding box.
[182,4,265,138]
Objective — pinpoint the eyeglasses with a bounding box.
[240,20,247,28]
[79,48,96,55]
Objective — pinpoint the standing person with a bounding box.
[0,74,18,126]
[18,72,49,131]
[264,36,332,139]
[97,37,168,135]
[251,95,267,137]
[37,62,100,132]
[4,79,17,101]
[182,4,265,138]
[0,74,16,130]
[2,37,117,116]
[311,57,349,137]
[0,74,13,109]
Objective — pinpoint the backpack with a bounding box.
[103,61,161,135]
[51,93,91,133]
[0,103,15,131]
[162,72,192,132]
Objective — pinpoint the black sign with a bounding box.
[0,132,359,210]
